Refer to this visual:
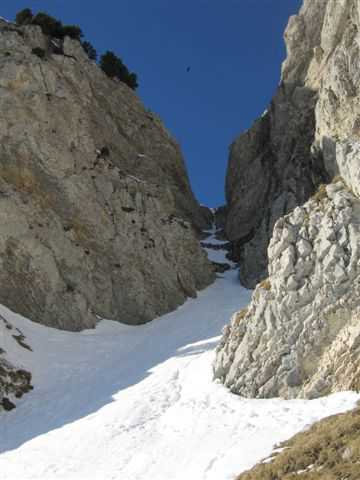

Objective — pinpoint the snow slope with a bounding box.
[0,229,359,480]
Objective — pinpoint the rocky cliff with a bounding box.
[225,0,330,288]
[215,179,360,398]
[0,19,214,331]
[215,0,360,398]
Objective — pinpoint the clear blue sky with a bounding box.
[2,0,302,207]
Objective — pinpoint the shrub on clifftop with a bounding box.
[82,40,97,61]
[31,12,83,40]
[100,51,138,90]
[14,9,139,89]
[15,9,83,41]
[15,8,33,25]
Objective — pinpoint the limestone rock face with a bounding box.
[0,21,214,330]
[227,0,360,287]
[214,181,360,398]
[216,0,360,398]
[225,0,330,287]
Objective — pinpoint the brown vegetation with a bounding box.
[259,278,271,291]
[237,404,360,480]
[312,183,328,203]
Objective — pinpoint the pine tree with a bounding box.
[15,8,33,25]
[61,25,83,41]
[31,12,63,37]
[31,12,83,40]
[82,41,97,61]
[15,10,138,89]
[100,51,138,90]
[126,72,138,90]
[100,51,123,78]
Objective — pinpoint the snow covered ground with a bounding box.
[0,229,359,480]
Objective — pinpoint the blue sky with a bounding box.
[2,0,302,207]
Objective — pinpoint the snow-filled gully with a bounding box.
[0,228,359,480]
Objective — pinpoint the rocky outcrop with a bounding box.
[0,20,214,330]
[214,180,360,398]
[0,315,33,410]
[216,0,360,398]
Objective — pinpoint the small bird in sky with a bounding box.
[186,66,191,72]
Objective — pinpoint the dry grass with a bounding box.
[332,175,343,184]
[259,278,271,291]
[0,165,56,210]
[233,308,249,327]
[237,403,360,479]
[333,174,356,196]
[312,183,328,203]
[312,176,352,205]
[237,308,248,321]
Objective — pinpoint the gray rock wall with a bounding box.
[215,180,360,398]
[225,0,330,287]
[0,21,214,330]
[216,0,360,398]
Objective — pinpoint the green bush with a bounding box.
[100,51,124,78]
[15,8,33,25]
[60,25,83,41]
[25,11,83,40]
[31,12,63,37]
[126,72,138,90]
[100,51,138,90]
[82,40,97,61]
[15,9,139,89]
